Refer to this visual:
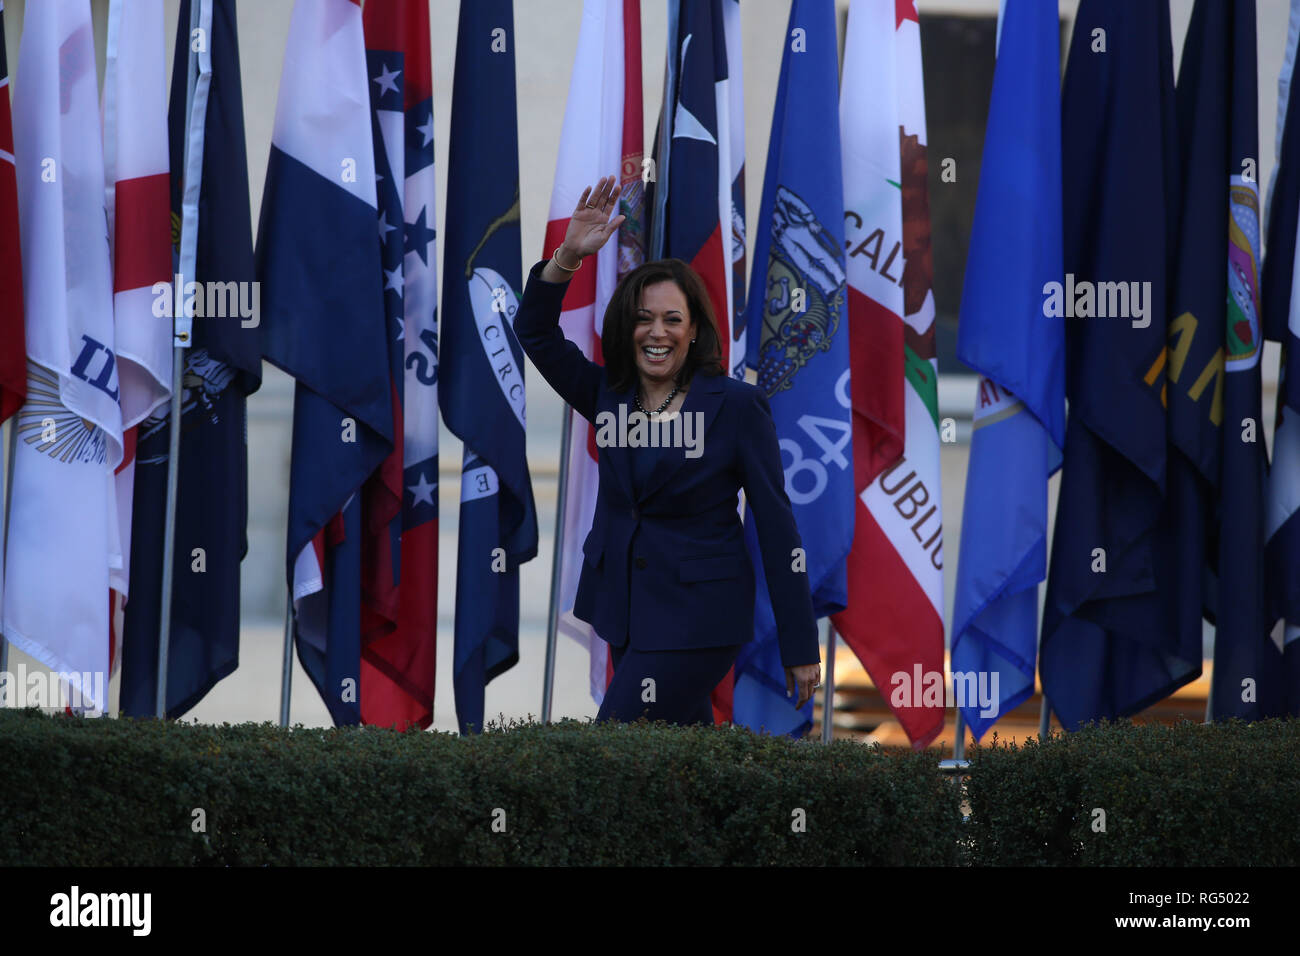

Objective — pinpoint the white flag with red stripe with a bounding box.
[543,0,644,703]
[103,0,172,669]
[4,0,123,713]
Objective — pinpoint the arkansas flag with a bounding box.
[102,0,173,672]
[258,0,393,726]
[543,0,645,706]
[4,0,123,714]
[360,0,440,729]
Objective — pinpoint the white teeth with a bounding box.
[645,346,670,356]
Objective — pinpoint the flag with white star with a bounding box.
[359,0,441,730]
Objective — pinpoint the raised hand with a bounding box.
[562,175,625,260]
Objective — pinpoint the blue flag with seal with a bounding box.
[952,0,1064,741]
[734,0,849,738]
[122,0,262,718]
[1197,0,1277,721]
[440,0,538,736]
[1040,0,1192,730]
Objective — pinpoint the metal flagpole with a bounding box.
[820,619,837,743]
[279,596,293,727]
[0,417,16,700]
[940,660,970,777]
[155,0,210,718]
[1039,693,1051,737]
[541,404,574,723]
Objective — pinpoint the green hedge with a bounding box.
[2,710,1296,865]
[0,709,958,865]
[963,719,1300,865]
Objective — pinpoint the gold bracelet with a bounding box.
[552,245,582,272]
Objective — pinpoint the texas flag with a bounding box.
[650,0,744,722]
[649,0,734,371]
[5,0,124,714]
[360,0,440,730]
[543,0,645,707]
[102,0,173,672]
[258,0,394,726]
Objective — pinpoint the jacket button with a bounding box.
[635,557,647,570]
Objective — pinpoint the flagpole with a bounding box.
[154,351,185,719]
[154,0,207,719]
[1038,693,1051,737]
[819,619,836,743]
[541,404,573,723]
[0,417,16,699]
[279,594,293,727]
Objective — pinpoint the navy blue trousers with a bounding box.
[595,641,742,726]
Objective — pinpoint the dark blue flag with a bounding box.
[440,0,537,736]
[952,0,1064,741]
[1198,0,1277,721]
[121,0,261,718]
[1040,0,1193,729]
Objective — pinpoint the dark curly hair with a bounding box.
[599,258,725,393]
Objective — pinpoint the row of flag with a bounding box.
[956,0,1300,736]
[0,0,504,734]
[544,0,945,740]
[547,0,1300,740]
[3,0,1297,740]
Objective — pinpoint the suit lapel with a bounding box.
[638,373,725,503]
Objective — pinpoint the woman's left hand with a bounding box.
[785,663,822,709]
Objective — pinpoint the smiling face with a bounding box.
[632,280,697,389]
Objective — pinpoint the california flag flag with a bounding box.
[4,0,124,713]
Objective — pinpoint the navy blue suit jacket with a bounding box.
[516,259,820,668]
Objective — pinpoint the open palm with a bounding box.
[563,175,626,259]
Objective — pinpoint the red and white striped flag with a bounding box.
[103,0,172,673]
[831,0,944,748]
[543,0,645,704]
[4,0,123,714]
